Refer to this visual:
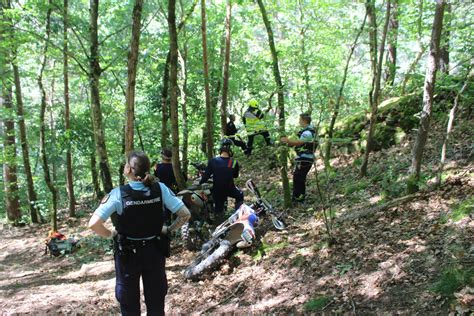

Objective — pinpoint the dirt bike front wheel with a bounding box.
[183,240,233,280]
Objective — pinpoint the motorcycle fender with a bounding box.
[177,190,194,196]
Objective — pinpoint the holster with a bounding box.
[158,234,171,258]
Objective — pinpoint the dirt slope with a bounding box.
[1,116,473,314]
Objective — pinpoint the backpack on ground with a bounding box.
[44,231,79,257]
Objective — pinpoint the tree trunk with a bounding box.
[298,0,312,114]
[49,78,58,183]
[256,0,291,208]
[437,69,471,185]
[201,0,213,159]
[180,51,189,178]
[63,0,75,217]
[12,62,39,223]
[2,87,21,223]
[360,0,391,177]
[324,11,367,169]
[401,45,427,95]
[168,0,186,190]
[401,0,425,95]
[89,0,113,194]
[160,1,198,150]
[38,1,58,231]
[124,0,143,154]
[220,0,232,137]
[90,151,101,199]
[407,0,446,193]
[384,0,399,86]
[179,0,189,177]
[160,52,171,149]
[439,3,451,74]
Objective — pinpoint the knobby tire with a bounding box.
[184,240,233,280]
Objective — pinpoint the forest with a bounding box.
[0,0,473,314]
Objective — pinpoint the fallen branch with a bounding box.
[339,192,424,222]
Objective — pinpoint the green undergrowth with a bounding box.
[431,265,474,297]
[252,239,289,261]
[73,235,113,264]
[320,76,470,155]
[304,296,332,312]
[450,196,473,222]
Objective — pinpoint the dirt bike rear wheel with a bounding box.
[183,240,233,280]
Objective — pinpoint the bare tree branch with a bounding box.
[70,25,90,59]
[99,24,128,46]
[15,26,89,75]
[101,51,126,74]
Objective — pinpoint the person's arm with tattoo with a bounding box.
[162,206,191,235]
[160,183,191,235]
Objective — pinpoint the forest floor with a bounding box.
[1,116,473,315]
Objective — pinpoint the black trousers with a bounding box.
[229,136,247,151]
[293,161,312,202]
[246,131,271,155]
[114,244,167,316]
[212,186,244,214]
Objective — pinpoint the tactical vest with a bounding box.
[115,183,164,239]
[296,126,317,158]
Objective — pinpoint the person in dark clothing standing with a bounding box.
[88,151,190,315]
[154,149,178,193]
[243,99,272,155]
[281,113,317,203]
[225,114,247,152]
[199,139,244,222]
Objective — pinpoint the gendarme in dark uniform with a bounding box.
[89,151,190,315]
[281,113,317,203]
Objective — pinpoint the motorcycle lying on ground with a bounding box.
[183,179,285,280]
[177,162,214,250]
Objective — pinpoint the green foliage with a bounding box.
[450,197,473,222]
[252,239,288,261]
[334,262,353,276]
[344,179,369,195]
[431,266,474,297]
[406,174,419,194]
[2,0,474,225]
[73,235,113,264]
[291,254,306,267]
[379,166,405,200]
[303,296,331,312]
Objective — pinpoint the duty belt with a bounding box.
[114,234,161,253]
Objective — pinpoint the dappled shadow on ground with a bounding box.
[0,206,120,314]
[165,173,472,314]
[0,118,472,314]
[164,117,473,314]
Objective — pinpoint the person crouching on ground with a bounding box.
[199,139,244,223]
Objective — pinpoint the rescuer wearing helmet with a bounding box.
[199,139,244,222]
[243,99,272,155]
